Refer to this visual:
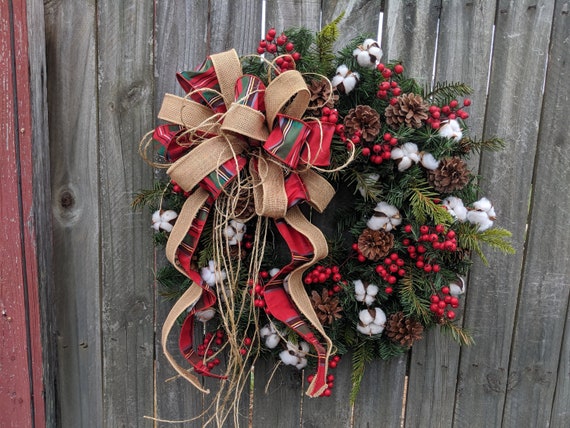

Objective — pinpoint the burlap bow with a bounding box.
[155,49,336,397]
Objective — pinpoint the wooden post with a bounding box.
[0,0,51,426]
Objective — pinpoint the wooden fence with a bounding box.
[2,0,570,426]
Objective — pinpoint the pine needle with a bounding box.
[440,321,474,346]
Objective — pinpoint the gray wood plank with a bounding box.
[382,0,441,87]
[96,1,156,426]
[502,0,569,425]
[265,0,322,32]
[322,0,382,50]
[43,1,103,426]
[26,0,57,424]
[153,0,210,425]
[209,0,263,55]
[405,3,496,427]
[453,1,556,427]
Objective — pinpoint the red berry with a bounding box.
[432,264,440,272]
[447,310,456,320]
[257,47,265,54]
[323,388,332,397]
[430,295,440,303]
[449,100,458,108]
[392,87,402,96]
[424,264,433,273]
[292,52,301,61]
[417,245,426,254]
[435,224,445,234]
[387,275,397,284]
[267,28,276,37]
[352,243,359,251]
[382,69,392,78]
[385,287,393,294]
[438,301,446,309]
[404,224,413,233]
[244,337,252,346]
[307,374,314,382]
[361,147,370,157]
[357,254,366,263]
[329,360,337,368]
[397,269,406,277]
[394,64,404,74]
[416,260,424,269]
[377,63,385,71]
[172,184,182,193]
[430,303,439,313]
[463,98,471,106]
[420,225,429,235]
[441,286,450,295]
[285,42,294,52]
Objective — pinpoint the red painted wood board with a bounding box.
[0,0,45,426]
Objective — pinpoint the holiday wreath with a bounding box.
[135,16,513,420]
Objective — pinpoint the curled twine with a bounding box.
[145,49,355,418]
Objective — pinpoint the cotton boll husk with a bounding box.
[264,334,281,349]
[373,307,387,326]
[359,309,375,325]
[195,308,216,322]
[421,152,440,170]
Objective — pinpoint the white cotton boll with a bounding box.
[368,202,401,231]
[152,210,161,224]
[390,147,404,159]
[364,294,376,306]
[152,210,178,232]
[264,334,281,349]
[367,216,389,231]
[355,50,372,67]
[269,268,280,277]
[342,73,359,94]
[420,152,440,170]
[472,197,493,212]
[358,309,375,325]
[443,196,468,222]
[298,341,310,356]
[368,323,384,335]
[368,46,382,61]
[392,143,420,171]
[373,307,387,326]
[397,157,413,172]
[295,357,308,370]
[260,324,274,338]
[195,308,216,322]
[362,39,377,50]
[279,350,300,366]
[467,210,494,231]
[367,284,379,297]
[449,283,464,297]
[161,210,178,222]
[200,261,226,286]
[402,142,420,158]
[375,202,397,218]
[336,64,349,77]
[439,119,463,142]
[331,74,345,88]
[354,279,365,298]
[357,324,372,335]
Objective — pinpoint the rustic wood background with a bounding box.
[3,0,569,427]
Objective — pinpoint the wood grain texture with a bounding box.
[382,0,441,87]
[96,0,155,426]
[44,0,103,426]
[209,0,262,55]
[265,0,321,32]
[454,1,556,427]
[502,0,569,425]
[405,3,495,426]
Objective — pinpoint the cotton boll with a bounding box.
[420,152,440,170]
[367,202,401,231]
[341,72,359,94]
[335,64,349,77]
[364,293,376,306]
[269,268,280,277]
[369,323,384,335]
[260,324,275,338]
[472,197,493,212]
[362,39,377,50]
[279,350,300,366]
[449,277,466,297]
[354,279,366,298]
[295,357,308,370]
[373,307,387,326]
[331,74,345,88]
[358,309,375,325]
[442,196,468,222]
[357,323,372,335]
[264,334,281,349]
[195,308,216,322]
[438,119,463,142]
[467,210,494,231]
[355,50,373,67]
[151,209,178,232]
[367,215,389,231]
[391,142,420,171]
[200,260,227,286]
[298,341,310,356]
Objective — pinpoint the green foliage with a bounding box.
[424,81,473,106]
[440,321,475,346]
[408,180,454,225]
[458,223,515,265]
[314,13,344,76]
[132,181,168,211]
[349,340,375,404]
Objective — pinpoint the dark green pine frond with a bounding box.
[462,136,507,153]
[398,272,432,324]
[408,181,454,225]
[423,81,473,106]
[156,265,191,300]
[314,13,344,76]
[132,181,168,211]
[349,340,375,404]
[440,321,475,346]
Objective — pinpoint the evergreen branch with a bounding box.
[350,340,374,404]
[315,13,344,75]
[440,321,475,346]
[399,272,432,324]
[423,81,473,105]
[461,136,506,153]
[132,181,168,211]
[457,223,487,265]
[477,227,516,254]
[408,184,454,225]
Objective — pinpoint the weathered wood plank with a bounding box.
[0,0,45,425]
[405,2,496,426]
[453,1,556,427]
[382,0,441,87]
[153,1,209,425]
[265,0,321,32]
[44,0,103,426]
[322,0,382,50]
[209,0,263,55]
[502,0,569,425]
[96,1,155,426]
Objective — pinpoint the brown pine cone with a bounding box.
[385,312,424,347]
[384,93,429,129]
[306,78,338,116]
[310,289,343,325]
[357,228,394,261]
[343,105,381,143]
[427,156,470,193]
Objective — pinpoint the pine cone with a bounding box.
[357,228,394,261]
[307,78,338,116]
[384,93,429,129]
[427,157,470,193]
[385,312,424,347]
[310,289,343,325]
[343,105,381,142]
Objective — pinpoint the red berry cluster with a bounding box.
[429,286,459,320]
[239,336,254,355]
[195,330,223,373]
[257,28,301,73]
[248,273,268,308]
[375,252,406,293]
[360,132,398,164]
[376,63,404,100]
[303,264,343,295]
[427,98,471,129]
[307,355,341,397]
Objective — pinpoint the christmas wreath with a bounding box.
[135,16,513,421]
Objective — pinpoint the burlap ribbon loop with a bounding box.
[154,49,339,397]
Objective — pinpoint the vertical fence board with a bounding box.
[97,1,155,426]
[0,0,45,425]
[502,0,569,425]
[209,0,262,55]
[322,0,382,49]
[382,0,441,86]
[44,0,103,426]
[153,1,210,425]
[265,0,321,32]
[454,1,555,427]
[405,3,496,427]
